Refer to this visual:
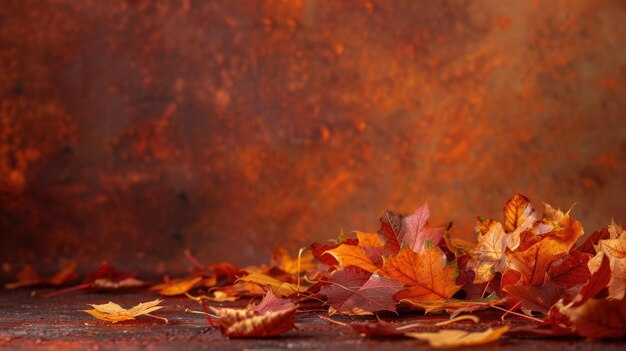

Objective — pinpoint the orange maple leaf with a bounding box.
[324,232,384,273]
[383,245,461,301]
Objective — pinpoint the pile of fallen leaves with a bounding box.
[5,193,626,347]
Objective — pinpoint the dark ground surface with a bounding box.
[0,289,624,350]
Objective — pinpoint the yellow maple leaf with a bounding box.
[83,299,167,323]
[383,245,461,301]
[406,326,509,348]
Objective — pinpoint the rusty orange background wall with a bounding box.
[1,0,626,277]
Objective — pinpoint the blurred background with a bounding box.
[1,0,625,279]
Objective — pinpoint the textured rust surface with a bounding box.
[0,289,625,350]
[1,0,626,276]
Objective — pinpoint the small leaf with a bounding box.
[151,276,203,296]
[504,193,535,233]
[209,305,296,338]
[406,326,509,348]
[83,299,167,324]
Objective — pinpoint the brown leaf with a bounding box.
[406,326,509,348]
[254,290,296,314]
[320,266,402,314]
[547,250,592,289]
[503,276,573,314]
[83,299,167,324]
[209,305,296,338]
[558,297,626,339]
[5,261,77,289]
[383,245,461,301]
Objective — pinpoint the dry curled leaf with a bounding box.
[209,305,297,338]
[558,297,626,339]
[83,299,167,324]
[406,326,509,348]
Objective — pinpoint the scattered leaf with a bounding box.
[151,276,203,296]
[5,262,77,289]
[209,305,297,338]
[406,326,509,348]
[83,299,167,324]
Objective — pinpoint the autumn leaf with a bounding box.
[271,247,316,275]
[406,326,509,348]
[253,290,296,314]
[309,238,359,267]
[150,276,203,296]
[383,245,461,301]
[320,266,402,314]
[503,276,574,314]
[236,271,307,297]
[209,305,297,338]
[504,193,536,233]
[83,299,167,324]
[572,252,611,305]
[400,203,445,253]
[401,293,506,316]
[377,204,445,255]
[592,236,626,299]
[547,250,591,289]
[577,227,610,254]
[378,210,404,255]
[324,241,380,273]
[5,261,77,289]
[466,222,507,284]
[508,218,583,287]
[558,297,626,339]
[44,262,146,297]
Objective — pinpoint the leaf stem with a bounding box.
[490,305,544,323]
